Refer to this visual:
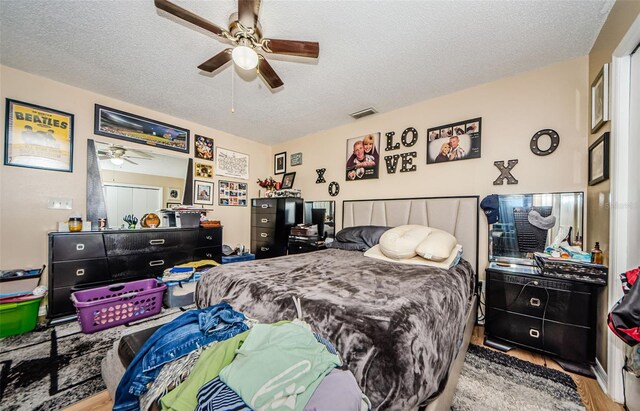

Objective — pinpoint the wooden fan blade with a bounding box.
[155,0,227,37]
[264,38,319,58]
[124,158,138,165]
[258,56,283,89]
[127,148,153,158]
[238,0,261,29]
[198,49,233,72]
[98,155,110,160]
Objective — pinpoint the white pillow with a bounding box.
[378,225,432,259]
[365,244,463,269]
[415,229,457,261]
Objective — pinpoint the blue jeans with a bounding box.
[113,302,248,411]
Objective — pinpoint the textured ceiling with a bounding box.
[0,0,613,145]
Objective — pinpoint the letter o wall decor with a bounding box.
[328,181,340,197]
[530,129,560,156]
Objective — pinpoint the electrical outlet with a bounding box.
[47,198,73,210]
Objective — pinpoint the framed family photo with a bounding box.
[274,152,286,174]
[218,180,248,206]
[215,147,249,180]
[588,132,609,186]
[345,133,380,181]
[426,117,482,164]
[591,64,609,133]
[194,180,214,205]
[194,134,214,160]
[281,172,296,189]
[94,104,189,153]
[4,99,74,172]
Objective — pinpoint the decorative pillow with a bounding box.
[325,241,369,251]
[335,226,390,247]
[415,229,457,261]
[378,225,433,259]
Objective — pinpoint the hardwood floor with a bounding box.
[65,326,621,411]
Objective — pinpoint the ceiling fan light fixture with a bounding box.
[110,157,124,166]
[232,45,258,70]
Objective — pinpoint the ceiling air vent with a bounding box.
[349,107,378,120]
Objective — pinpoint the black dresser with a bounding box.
[47,227,222,321]
[288,235,326,255]
[485,263,599,370]
[251,198,303,259]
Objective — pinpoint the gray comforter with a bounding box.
[196,249,475,410]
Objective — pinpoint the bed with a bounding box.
[195,196,479,410]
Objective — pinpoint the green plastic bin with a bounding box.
[0,296,42,338]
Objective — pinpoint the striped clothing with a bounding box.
[196,377,250,411]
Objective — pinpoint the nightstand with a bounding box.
[288,235,326,255]
[484,262,600,374]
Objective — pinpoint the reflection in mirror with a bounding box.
[89,140,190,229]
[489,192,583,264]
[304,201,335,239]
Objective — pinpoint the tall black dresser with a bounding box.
[484,262,600,372]
[47,227,222,322]
[251,198,303,259]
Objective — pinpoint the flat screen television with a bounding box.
[488,192,584,265]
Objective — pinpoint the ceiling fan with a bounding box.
[98,145,153,166]
[154,0,320,89]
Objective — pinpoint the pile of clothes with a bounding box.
[113,302,370,411]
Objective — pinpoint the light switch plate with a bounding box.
[47,198,73,210]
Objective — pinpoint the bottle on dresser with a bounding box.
[591,242,603,264]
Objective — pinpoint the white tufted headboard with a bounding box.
[342,196,479,274]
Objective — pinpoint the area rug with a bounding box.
[0,307,190,411]
[452,344,585,410]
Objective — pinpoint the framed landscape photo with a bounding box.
[215,147,249,180]
[274,152,286,174]
[4,99,74,172]
[194,134,214,160]
[426,117,482,164]
[218,180,248,206]
[281,172,296,189]
[591,64,609,133]
[94,104,189,153]
[194,180,214,205]
[588,132,609,186]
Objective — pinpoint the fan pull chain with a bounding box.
[231,61,235,113]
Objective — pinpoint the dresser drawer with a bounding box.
[252,227,276,243]
[52,234,105,261]
[486,309,544,351]
[50,279,118,318]
[252,240,284,259]
[108,251,191,279]
[51,258,109,287]
[251,212,277,228]
[194,246,222,263]
[197,228,222,248]
[544,321,592,363]
[104,231,197,256]
[488,278,592,326]
[252,198,278,210]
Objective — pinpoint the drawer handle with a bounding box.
[529,329,540,338]
[261,247,270,251]
[530,297,541,307]
[261,218,269,223]
[149,239,165,245]
[76,244,85,251]
[261,204,270,208]
[205,253,212,258]
[149,260,165,266]
[260,233,269,238]
[76,269,85,276]
[205,235,213,240]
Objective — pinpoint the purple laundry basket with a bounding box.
[70,279,166,333]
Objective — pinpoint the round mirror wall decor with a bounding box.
[530,129,559,156]
[328,181,340,197]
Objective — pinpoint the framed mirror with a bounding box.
[489,192,584,265]
[303,201,335,239]
[86,139,192,229]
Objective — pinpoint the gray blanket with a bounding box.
[196,249,475,410]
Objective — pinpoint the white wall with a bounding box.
[0,65,270,274]
[273,56,590,276]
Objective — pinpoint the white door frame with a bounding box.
[607,14,640,403]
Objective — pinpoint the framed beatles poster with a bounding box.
[426,117,481,164]
[4,99,74,172]
[194,134,214,160]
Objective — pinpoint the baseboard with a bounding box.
[594,358,608,395]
